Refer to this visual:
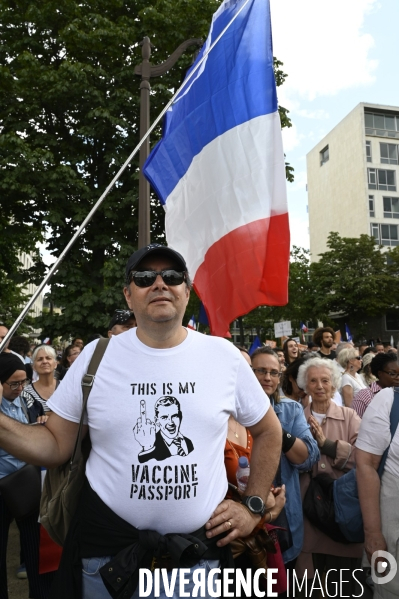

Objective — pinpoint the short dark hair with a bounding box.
[313,327,335,347]
[8,335,30,357]
[362,346,375,357]
[370,353,398,378]
[62,344,81,368]
[251,346,279,361]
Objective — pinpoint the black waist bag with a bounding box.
[303,472,348,544]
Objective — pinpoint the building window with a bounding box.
[380,143,399,165]
[366,141,372,162]
[386,312,399,331]
[365,112,399,138]
[320,145,329,166]
[383,197,399,219]
[371,223,399,246]
[369,195,375,217]
[370,223,379,241]
[368,168,396,191]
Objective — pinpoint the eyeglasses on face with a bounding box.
[354,356,362,360]
[252,368,281,378]
[128,270,186,288]
[4,378,30,391]
[381,370,399,378]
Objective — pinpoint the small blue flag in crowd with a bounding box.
[345,323,353,342]
[249,336,262,356]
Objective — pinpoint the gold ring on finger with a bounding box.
[226,520,232,529]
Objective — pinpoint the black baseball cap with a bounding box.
[108,310,136,331]
[125,244,187,283]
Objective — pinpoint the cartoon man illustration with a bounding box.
[133,396,194,463]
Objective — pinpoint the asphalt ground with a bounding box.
[6,520,28,599]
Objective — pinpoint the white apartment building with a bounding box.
[307,102,399,260]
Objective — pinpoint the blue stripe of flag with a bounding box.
[143,0,277,204]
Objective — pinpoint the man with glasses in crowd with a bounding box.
[0,244,282,599]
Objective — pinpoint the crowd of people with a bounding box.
[0,247,399,599]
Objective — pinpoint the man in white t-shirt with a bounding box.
[356,387,399,598]
[0,244,282,599]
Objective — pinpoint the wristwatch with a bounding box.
[241,495,267,517]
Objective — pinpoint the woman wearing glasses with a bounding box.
[337,347,367,408]
[352,352,399,418]
[55,344,82,381]
[0,354,48,599]
[224,347,287,595]
[251,347,319,579]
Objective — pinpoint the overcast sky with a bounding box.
[270,0,398,251]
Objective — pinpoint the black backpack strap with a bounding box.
[378,386,399,477]
[70,338,110,470]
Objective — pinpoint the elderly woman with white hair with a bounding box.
[337,346,367,407]
[295,357,363,597]
[21,345,59,413]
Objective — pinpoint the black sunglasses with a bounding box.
[129,270,186,288]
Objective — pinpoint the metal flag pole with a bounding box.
[0,0,252,352]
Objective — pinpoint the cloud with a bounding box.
[288,170,307,192]
[282,123,303,152]
[296,109,330,120]
[288,213,310,250]
[270,0,379,100]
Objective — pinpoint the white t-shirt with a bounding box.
[340,372,367,395]
[311,412,326,425]
[356,387,399,478]
[48,329,269,534]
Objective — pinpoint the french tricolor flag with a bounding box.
[144,0,289,336]
[187,315,196,330]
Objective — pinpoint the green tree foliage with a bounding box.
[311,232,397,331]
[241,233,399,343]
[1,0,220,338]
[0,0,293,339]
[273,58,293,183]
[0,207,42,327]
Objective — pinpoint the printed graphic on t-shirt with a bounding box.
[133,396,194,463]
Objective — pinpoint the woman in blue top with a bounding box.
[251,347,320,574]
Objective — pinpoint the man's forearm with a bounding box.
[0,412,72,468]
[246,409,282,500]
[357,461,382,535]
